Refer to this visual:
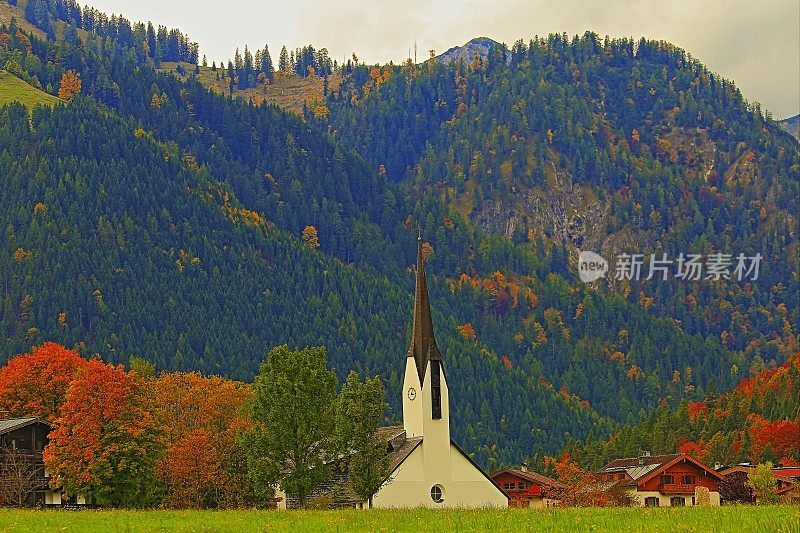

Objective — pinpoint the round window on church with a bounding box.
[430,484,444,504]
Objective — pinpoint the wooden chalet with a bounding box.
[0,417,51,507]
[593,452,723,507]
[0,417,88,507]
[718,464,800,503]
[490,466,566,507]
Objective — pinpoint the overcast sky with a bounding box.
[87,0,799,118]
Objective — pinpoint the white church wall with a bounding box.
[371,443,508,509]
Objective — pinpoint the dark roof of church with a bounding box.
[408,239,442,385]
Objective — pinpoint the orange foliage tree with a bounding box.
[748,415,800,462]
[57,70,82,102]
[0,342,88,421]
[153,372,254,508]
[457,323,477,340]
[44,359,164,507]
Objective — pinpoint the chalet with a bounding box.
[491,466,566,507]
[718,464,800,503]
[594,452,723,506]
[0,417,89,508]
[277,240,508,509]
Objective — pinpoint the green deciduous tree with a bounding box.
[244,345,338,507]
[748,462,778,504]
[337,371,389,508]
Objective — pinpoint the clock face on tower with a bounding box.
[407,387,417,401]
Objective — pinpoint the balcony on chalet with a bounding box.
[659,483,697,494]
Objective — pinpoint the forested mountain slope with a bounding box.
[0,1,797,467]
[561,351,800,471]
[321,34,799,424]
[0,1,617,467]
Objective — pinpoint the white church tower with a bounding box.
[367,237,508,508]
[402,237,451,477]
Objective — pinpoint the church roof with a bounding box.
[408,238,442,385]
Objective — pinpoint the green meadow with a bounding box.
[0,506,797,533]
[0,70,60,110]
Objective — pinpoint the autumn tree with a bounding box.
[302,225,320,249]
[153,372,253,508]
[44,359,165,508]
[0,342,88,421]
[57,70,82,102]
[337,371,388,508]
[244,345,338,508]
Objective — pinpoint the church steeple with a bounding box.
[408,237,442,386]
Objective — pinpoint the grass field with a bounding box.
[0,506,797,533]
[0,70,60,110]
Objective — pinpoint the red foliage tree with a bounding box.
[0,342,88,421]
[748,415,800,461]
[44,360,164,507]
[678,439,709,462]
[718,471,755,503]
[687,401,708,422]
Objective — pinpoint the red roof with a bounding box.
[773,468,800,479]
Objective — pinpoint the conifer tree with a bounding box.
[278,46,289,73]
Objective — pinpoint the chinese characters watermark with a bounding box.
[578,251,762,283]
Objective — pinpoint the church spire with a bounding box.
[408,236,442,385]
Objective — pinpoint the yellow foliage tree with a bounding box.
[302,225,320,249]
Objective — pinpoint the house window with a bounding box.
[430,484,444,504]
[661,474,674,485]
[682,475,695,485]
[644,497,659,507]
[503,483,510,490]
[670,496,685,507]
[431,360,442,419]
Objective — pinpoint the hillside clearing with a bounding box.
[158,62,340,114]
[0,70,60,110]
[0,506,797,532]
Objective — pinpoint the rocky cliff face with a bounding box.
[437,37,507,65]
[779,114,799,141]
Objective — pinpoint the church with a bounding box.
[277,241,508,509]
[365,240,509,508]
